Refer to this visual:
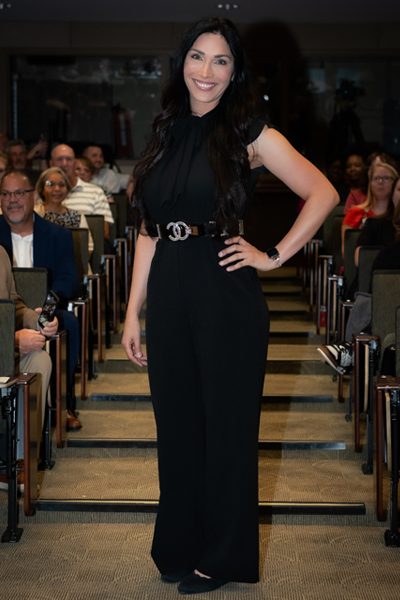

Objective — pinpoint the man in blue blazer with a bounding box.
[0,169,82,430]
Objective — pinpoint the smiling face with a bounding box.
[183,32,234,116]
[0,172,36,229]
[75,159,92,183]
[50,144,76,180]
[83,146,104,171]
[345,154,366,183]
[43,172,69,207]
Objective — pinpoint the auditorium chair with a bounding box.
[0,300,39,525]
[352,271,400,478]
[12,268,67,460]
[69,228,91,397]
[85,214,120,335]
[373,305,400,543]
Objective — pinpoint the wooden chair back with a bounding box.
[85,214,105,275]
[372,271,400,344]
[12,268,47,310]
[359,246,384,293]
[70,228,89,284]
[0,300,16,375]
[323,205,344,255]
[344,229,362,292]
[332,215,344,274]
[113,193,129,239]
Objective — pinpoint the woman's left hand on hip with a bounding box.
[218,236,273,272]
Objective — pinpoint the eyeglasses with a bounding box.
[0,189,34,201]
[45,180,67,188]
[372,176,394,183]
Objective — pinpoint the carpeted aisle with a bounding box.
[1,523,400,600]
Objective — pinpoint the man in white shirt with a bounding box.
[50,144,114,241]
[83,145,130,194]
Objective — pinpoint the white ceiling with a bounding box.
[1,0,399,24]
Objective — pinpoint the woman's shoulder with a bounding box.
[247,115,270,145]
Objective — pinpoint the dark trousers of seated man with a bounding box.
[55,309,79,413]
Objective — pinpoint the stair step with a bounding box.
[89,393,333,403]
[66,438,346,451]
[36,499,365,516]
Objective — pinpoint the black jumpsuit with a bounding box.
[144,109,270,583]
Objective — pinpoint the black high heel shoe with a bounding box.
[161,569,192,583]
[177,571,229,595]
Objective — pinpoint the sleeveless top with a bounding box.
[143,109,268,225]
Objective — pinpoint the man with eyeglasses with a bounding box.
[50,144,114,244]
[0,169,81,432]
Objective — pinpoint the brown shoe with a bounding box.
[66,410,82,431]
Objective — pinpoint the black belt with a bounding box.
[156,220,244,241]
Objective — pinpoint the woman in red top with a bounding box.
[341,162,398,256]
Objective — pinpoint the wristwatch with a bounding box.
[266,247,282,268]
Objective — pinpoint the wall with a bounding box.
[1,21,399,133]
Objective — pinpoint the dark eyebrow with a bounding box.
[190,47,232,59]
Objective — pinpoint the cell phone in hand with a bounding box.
[38,290,59,329]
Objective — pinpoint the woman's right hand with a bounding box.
[121,315,147,367]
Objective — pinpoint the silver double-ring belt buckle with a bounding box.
[166,220,191,241]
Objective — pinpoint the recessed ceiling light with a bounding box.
[217,4,240,10]
[0,3,12,8]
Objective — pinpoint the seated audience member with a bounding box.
[341,163,398,256]
[343,152,368,214]
[318,233,400,374]
[354,175,400,267]
[34,167,94,255]
[7,139,47,185]
[0,245,57,490]
[0,170,82,431]
[76,156,114,202]
[49,144,114,242]
[83,144,129,194]
[366,151,398,177]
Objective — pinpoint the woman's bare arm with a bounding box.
[218,127,339,272]
[121,228,157,366]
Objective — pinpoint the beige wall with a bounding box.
[1,20,399,133]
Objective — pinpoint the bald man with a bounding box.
[50,144,114,240]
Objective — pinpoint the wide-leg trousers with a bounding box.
[146,237,269,583]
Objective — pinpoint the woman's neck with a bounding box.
[44,200,66,214]
[372,195,390,215]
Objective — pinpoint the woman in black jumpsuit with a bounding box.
[122,17,339,595]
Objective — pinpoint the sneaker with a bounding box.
[0,465,25,493]
[317,342,353,374]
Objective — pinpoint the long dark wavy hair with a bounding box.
[131,16,262,236]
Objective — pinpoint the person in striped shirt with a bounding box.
[50,144,114,241]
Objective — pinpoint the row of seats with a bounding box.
[306,204,400,546]
[0,194,134,541]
